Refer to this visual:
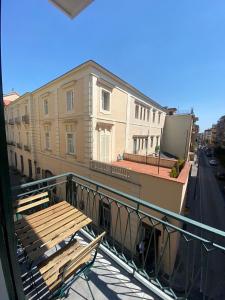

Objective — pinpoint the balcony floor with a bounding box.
[22,234,160,300]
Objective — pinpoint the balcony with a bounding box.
[11,173,225,300]
[15,116,21,125]
[7,140,15,146]
[16,143,22,149]
[22,114,29,124]
[24,144,31,152]
[8,118,14,125]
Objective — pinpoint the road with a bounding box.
[173,150,225,299]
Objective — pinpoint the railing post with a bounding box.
[66,174,73,205]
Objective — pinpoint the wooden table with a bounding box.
[15,200,92,262]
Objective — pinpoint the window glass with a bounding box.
[102,90,110,111]
[66,90,74,112]
[67,133,75,154]
[44,99,48,115]
[135,105,139,119]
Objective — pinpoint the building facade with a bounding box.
[5,61,191,274]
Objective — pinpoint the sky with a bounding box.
[2,0,225,131]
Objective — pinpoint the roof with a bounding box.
[3,99,11,106]
[8,60,166,112]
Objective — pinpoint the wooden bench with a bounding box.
[37,232,106,298]
[14,191,49,214]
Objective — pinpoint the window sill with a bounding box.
[66,153,77,158]
[100,110,111,115]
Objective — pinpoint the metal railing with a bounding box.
[21,114,29,124]
[15,117,21,124]
[13,173,225,300]
[16,143,22,149]
[90,160,130,179]
[24,145,30,152]
[8,118,14,125]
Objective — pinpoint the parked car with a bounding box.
[209,159,218,166]
[216,172,225,181]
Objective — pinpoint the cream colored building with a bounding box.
[5,60,191,274]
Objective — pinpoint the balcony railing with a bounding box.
[13,173,225,300]
[24,145,30,152]
[90,160,130,179]
[21,114,29,124]
[15,116,21,125]
[16,143,22,149]
[8,118,14,125]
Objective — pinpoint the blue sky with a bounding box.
[2,0,225,131]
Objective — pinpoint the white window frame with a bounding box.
[135,105,139,119]
[66,132,75,155]
[100,88,111,114]
[43,99,49,115]
[153,110,156,123]
[158,112,161,124]
[66,90,74,112]
[147,109,150,122]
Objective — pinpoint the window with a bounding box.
[156,136,159,146]
[150,136,154,147]
[45,132,50,150]
[25,105,28,115]
[100,131,110,162]
[66,90,74,112]
[101,89,110,112]
[143,108,146,121]
[153,110,156,122]
[99,201,111,231]
[142,138,144,149]
[18,132,21,143]
[44,99,48,115]
[147,109,150,122]
[145,138,148,149]
[135,105,139,119]
[67,133,75,154]
[158,113,161,124]
[133,138,137,154]
[140,107,143,120]
[26,132,30,146]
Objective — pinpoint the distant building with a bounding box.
[204,128,212,145]
[161,108,198,160]
[216,115,225,149]
[3,91,20,106]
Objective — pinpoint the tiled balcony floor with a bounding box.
[21,234,160,300]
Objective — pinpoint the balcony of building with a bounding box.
[8,118,14,125]
[15,116,21,125]
[90,153,188,183]
[22,114,30,124]
[17,143,22,149]
[8,172,225,300]
[24,144,31,152]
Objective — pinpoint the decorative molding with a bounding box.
[97,78,115,91]
[61,80,76,89]
[40,91,51,98]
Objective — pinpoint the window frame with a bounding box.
[135,104,139,119]
[43,99,49,116]
[100,88,111,114]
[66,132,75,155]
[45,131,51,150]
[66,90,74,112]
[153,110,156,123]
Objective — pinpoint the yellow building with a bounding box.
[5,60,191,273]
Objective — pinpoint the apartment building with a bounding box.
[5,60,191,273]
[161,108,198,160]
[216,115,225,148]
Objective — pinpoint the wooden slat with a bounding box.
[25,214,90,254]
[38,240,81,275]
[15,198,49,213]
[16,206,74,238]
[28,217,92,261]
[15,201,66,229]
[14,192,48,207]
[49,254,91,291]
[44,233,105,289]
[20,211,83,246]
